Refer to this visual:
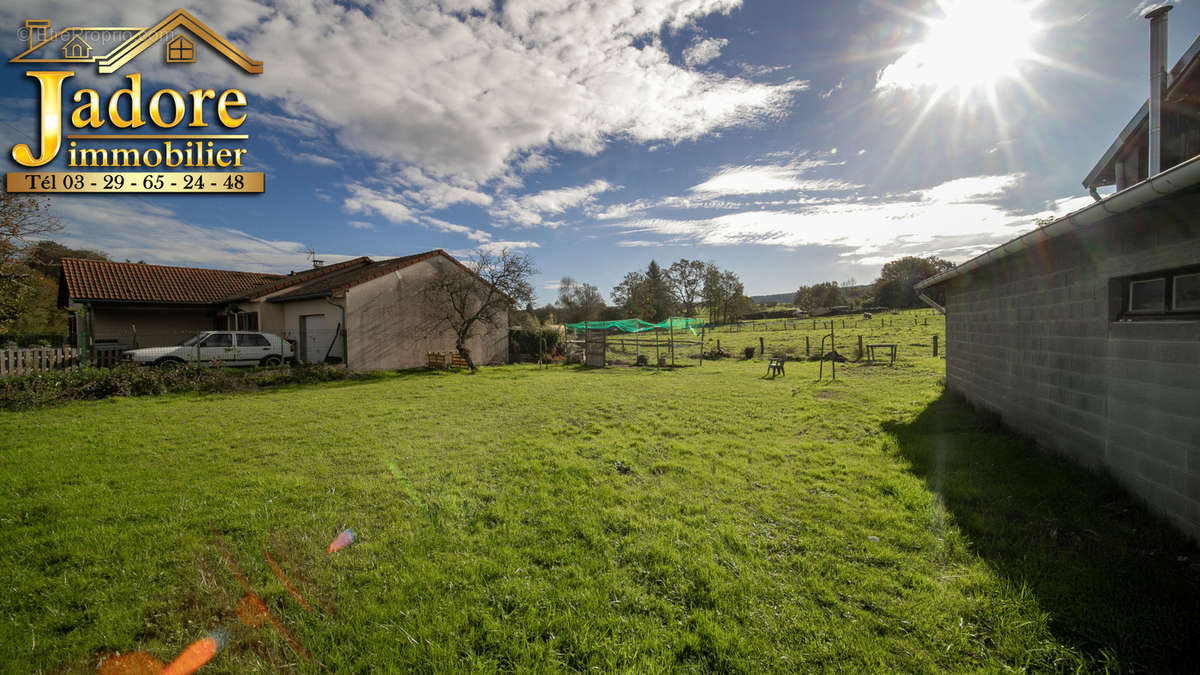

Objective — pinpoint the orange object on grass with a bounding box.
[97,651,163,675]
[160,631,225,675]
[326,529,355,553]
[236,594,269,627]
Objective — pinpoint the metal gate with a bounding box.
[584,329,606,367]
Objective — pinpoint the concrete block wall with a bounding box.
[943,189,1200,540]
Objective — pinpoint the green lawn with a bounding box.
[2,313,1198,672]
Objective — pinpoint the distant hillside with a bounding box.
[750,292,795,305]
[752,284,873,306]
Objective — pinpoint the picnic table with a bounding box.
[865,343,897,366]
[766,355,786,377]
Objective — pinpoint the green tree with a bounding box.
[665,259,706,317]
[1,194,62,334]
[645,260,673,322]
[793,281,844,312]
[702,264,751,324]
[611,271,649,318]
[872,256,956,308]
[25,240,107,278]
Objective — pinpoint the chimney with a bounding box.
[1146,4,1172,177]
[25,19,50,50]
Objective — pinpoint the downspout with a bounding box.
[324,295,348,369]
[82,302,93,363]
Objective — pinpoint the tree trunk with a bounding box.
[455,336,477,372]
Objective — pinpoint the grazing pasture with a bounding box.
[2,311,1197,672]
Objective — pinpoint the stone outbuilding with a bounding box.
[916,12,1200,540]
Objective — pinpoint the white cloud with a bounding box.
[291,153,339,167]
[399,168,494,209]
[421,217,493,243]
[492,179,615,226]
[611,173,1085,263]
[46,198,352,273]
[0,2,807,225]
[479,240,539,253]
[689,162,859,196]
[343,183,417,224]
[36,2,804,183]
[449,240,541,259]
[683,36,729,67]
[348,220,375,230]
[819,81,843,100]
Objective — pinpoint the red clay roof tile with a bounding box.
[60,258,283,304]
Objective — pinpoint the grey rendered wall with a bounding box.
[943,189,1200,540]
[344,257,508,370]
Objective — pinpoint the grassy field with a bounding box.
[2,311,1198,672]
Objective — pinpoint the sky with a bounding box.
[2,0,1199,304]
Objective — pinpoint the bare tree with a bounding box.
[1,194,62,332]
[556,276,606,323]
[421,248,536,371]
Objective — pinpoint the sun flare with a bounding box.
[879,0,1042,95]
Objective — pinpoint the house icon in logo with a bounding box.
[11,9,262,74]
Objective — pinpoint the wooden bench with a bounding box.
[865,343,897,366]
[766,356,786,377]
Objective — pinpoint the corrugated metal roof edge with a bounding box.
[916,151,1200,290]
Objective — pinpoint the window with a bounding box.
[199,333,232,347]
[235,311,259,330]
[166,35,195,63]
[1128,278,1166,313]
[1174,272,1200,311]
[1117,265,1200,320]
[238,333,270,347]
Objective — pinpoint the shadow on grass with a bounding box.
[884,392,1200,672]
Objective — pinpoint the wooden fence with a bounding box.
[0,347,122,376]
[426,351,470,369]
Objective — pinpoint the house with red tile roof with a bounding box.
[58,250,510,369]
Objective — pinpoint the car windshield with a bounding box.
[179,334,204,347]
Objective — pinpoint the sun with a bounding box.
[878,0,1042,95]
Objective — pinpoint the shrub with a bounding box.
[509,326,565,358]
[0,363,361,410]
[743,346,757,360]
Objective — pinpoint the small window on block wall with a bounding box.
[1116,266,1200,320]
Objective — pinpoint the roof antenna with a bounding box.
[306,247,324,269]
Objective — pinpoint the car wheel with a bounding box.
[154,357,185,368]
[260,355,282,367]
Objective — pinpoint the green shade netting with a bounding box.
[564,317,704,335]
